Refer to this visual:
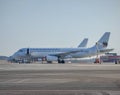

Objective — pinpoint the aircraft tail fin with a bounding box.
[95,32,110,49]
[78,38,88,48]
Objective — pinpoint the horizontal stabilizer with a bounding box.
[99,48,114,53]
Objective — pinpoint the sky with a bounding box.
[0,0,120,56]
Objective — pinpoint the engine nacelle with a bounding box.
[46,56,58,61]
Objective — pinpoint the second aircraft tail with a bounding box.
[78,38,88,48]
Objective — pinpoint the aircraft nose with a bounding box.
[12,52,22,59]
[8,56,13,61]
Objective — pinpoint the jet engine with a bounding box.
[46,56,58,62]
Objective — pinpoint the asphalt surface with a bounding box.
[0,62,120,95]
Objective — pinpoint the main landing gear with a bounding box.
[58,58,65,64]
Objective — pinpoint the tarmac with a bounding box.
[0,61,120,95]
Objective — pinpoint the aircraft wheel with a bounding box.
[61,60,65,64]
[115,60,118,64]
[58,59,61,63]
[58,59,65,64]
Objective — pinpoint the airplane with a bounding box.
[9,32,113,63]
[8,38,88,63]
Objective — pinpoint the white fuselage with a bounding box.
[12,47,97,60]
[10,32,112,63]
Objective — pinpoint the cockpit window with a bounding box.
[19,49,23,52]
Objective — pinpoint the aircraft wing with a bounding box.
[99,48,114,53]
[50,50,80,58]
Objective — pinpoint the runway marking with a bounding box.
[72,64,120,67]
[16,79,30,83]
[1,79,30,83]
[0,90,120,95]
[2,79,20,83]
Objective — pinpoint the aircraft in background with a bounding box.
[9,32,113,63]
[78,38,88,48]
